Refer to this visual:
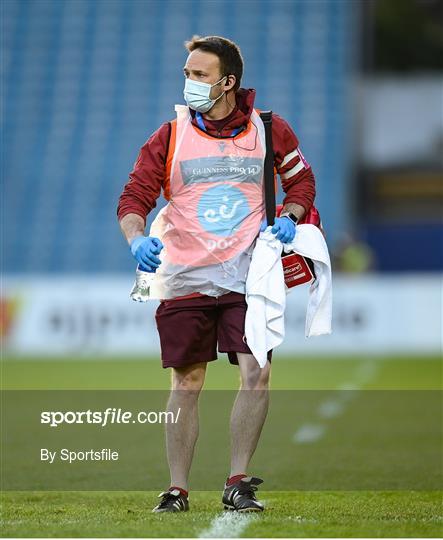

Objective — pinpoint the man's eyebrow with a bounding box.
[183,67,207,75]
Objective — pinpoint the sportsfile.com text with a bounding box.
[40,408,181,427]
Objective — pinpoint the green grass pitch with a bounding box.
[1,354,442,538]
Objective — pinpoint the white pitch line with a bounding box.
[293,422,326,443]
[198,511,256,538]
[293,360,380,444]
[337,360,380,393]
[353,359,379,386]
[317,398,345,419]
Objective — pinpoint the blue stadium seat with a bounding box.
[2,0,356,273]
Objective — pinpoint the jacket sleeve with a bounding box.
[117,122,170,225]
[272,114,316,212]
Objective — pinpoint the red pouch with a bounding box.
[276,205,320,288]
[282,252,315,288]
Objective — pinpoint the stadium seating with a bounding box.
[2,0,354,272]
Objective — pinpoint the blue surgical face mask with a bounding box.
[183,76,227,113]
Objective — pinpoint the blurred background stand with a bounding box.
[1,0,442,359]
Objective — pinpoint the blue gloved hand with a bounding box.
[130,236,164,273]
[260,217,296,243]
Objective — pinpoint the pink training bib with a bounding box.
[158,106,266,267]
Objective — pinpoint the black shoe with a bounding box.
[222,476,264,512]
[152,488,189,513]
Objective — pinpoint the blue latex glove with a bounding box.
[260,216,296,243]
[130,236,164,273]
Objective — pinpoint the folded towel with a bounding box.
[245,224,332,367]
[288,224,332,337]
[244,229,286,368]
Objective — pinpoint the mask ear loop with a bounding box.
[200,74,258,150]
[221,75,237,108]
[210,75,229,107]
[213,75,228,89]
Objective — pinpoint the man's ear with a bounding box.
[225,74,236,91]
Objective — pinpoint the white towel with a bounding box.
[245,224,332,367]
[244,229,286,368]
[288,224,332,337]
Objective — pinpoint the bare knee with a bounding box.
[241,362,271,390]
[172,362,206,393]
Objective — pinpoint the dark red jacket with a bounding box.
[117,88,316,224]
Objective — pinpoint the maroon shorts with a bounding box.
[155,291,272,369]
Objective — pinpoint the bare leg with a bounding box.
[166,362,207,491]
[229,353,271,477]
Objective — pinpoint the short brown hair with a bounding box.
[184,35,243,91]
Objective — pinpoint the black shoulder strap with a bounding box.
[260,111,276,226]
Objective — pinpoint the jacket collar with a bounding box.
[189,88,256,136]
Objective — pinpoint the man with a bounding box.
[117,35,316,513]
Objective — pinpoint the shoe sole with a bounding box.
[223,504,264,512]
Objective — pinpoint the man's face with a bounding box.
[183,49,225,100]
